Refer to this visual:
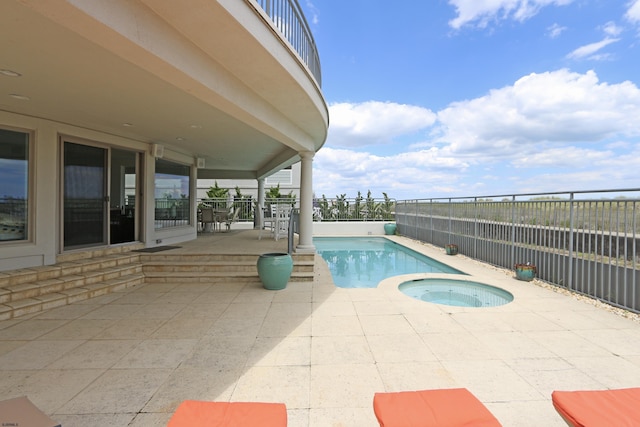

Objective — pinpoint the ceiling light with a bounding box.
[122,123,134,127]
[9,94,30,100]
[176,137,185,141]
[0,69,21,77]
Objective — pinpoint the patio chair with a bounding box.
[259,205,277,240]
[200,208,216,233]
[274,204,292,241]
[224,207,241,231]
[552,387,640,426]
[167,400,287,427]
[373,388,502,426]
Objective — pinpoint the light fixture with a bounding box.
[176,137,185,141]
[9,94,30,101]
[122,123,134,127]
[0,69,21,77]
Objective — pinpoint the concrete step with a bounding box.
[0,249,315,320]
[142,260,314,274]
[143,253,314,283]
[0,273,145,320]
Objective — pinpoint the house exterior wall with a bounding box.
[0,111,200,271]
[197,163,302,201]
[0,0,327,271]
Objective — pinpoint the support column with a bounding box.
[256,178,265,229]
[296,151,315,253]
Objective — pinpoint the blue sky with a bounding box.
[303,0,640,200]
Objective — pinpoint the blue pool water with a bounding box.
[399,279,513,307]
[313,237,463,288]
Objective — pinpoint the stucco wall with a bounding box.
[312,221,391,236]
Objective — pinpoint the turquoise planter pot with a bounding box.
[257,253,293,290]
[514,264,537,281]
[384,223,397,235]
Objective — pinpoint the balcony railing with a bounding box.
[253,0,322,86]
[396,188,640,314]
[196,196,397,223]
[313,197,396,221]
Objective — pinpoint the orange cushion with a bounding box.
[167,400,287,427]
[552,388,640,427]
[373,388,501,427]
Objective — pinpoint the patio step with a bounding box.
[141,253,315,284]
[0,246,145,321]
[0,250,315,320]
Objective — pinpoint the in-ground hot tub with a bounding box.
[399,278,513,307]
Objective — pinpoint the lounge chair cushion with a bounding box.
[373,388,502,426]
[552,387,640,427]
[167,400,287,427]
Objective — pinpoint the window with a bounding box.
[0,129,29,242]
[154,159,191,228]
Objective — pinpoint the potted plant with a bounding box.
[445,244,458,255]
[257,253,293,290]
[384,223,397,235]
[514,263,537,281]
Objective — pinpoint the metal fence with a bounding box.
[196,197,397,223]
[313,197,396,221]
[154,198,190,229]
[197,197,297,225]
[396,189,640,314]
[253,0,322,86]
[0,197,27,241]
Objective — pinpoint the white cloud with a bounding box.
[626,0,640,24]
[328,101,436,148]
[304,0,319,25]
[566,37,620,60]
[314,70,640,198]
[602,21,623,37]
[547,23,567,38]
[448,0,573,29]
[313,147,468,198]
[510,146,612,168]
[436,69,640,155]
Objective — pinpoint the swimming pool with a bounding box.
[313,237,464,288]
[399,278,514,307]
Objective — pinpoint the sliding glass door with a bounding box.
[63,141,139,250]
[110,148,138,244]
[63,142,107,249]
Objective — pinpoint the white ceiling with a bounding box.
[0,0,328,179]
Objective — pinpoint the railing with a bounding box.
[288,208,299,254]
[199,198,256,223]
[199,197,397,223]
[313,197,396,221]
[155,198,190,229]
[0,197,27,241]
[197,197,298,225]
[253,0,322,86]
[396,189,640,313]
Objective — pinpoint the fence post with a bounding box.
[429,199,433,243]
[474,197,478,259]
[567,193,575,290]
[448,198,452,244]
[511,195,516,268]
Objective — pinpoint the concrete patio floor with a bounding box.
[1,230,639,426]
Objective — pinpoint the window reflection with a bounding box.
[155,159,191,228]
[0,129,29,241]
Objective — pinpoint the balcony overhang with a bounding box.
[1,0,328,178]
